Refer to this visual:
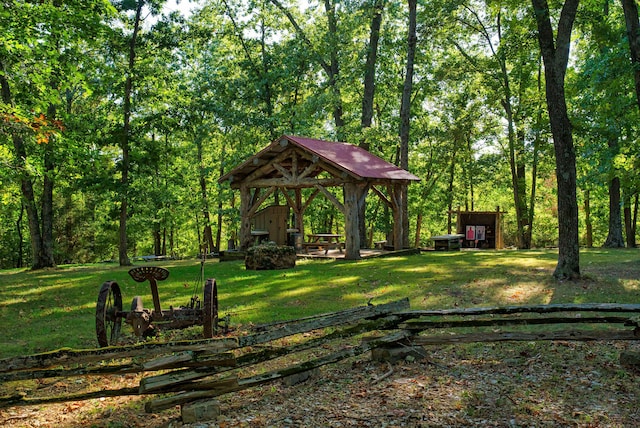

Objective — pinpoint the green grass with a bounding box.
[0,248,638,359]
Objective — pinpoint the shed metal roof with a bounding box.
[219,135,421,184]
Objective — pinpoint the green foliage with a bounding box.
[1,0,639,268]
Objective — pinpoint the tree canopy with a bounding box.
[1,0,638,277]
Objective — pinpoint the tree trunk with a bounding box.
[621,0,640,111]
[398,0,417,248]
[620,0,640,249]
[604,176,625,247]
[446,149,458,235]
[324,0,344,140]
[414,212,422,248]
[531,0,580,279]
[623,192,638,248]
[502,50,529,249]
[198,139,215,254]
[119,1,144,266]
[466,136,475,211]
[358,0,384,247]
[40,104,57,267]
[0,60,52,269]
[526,61,544,248]
[361,0,383,134]
[584,189,593,248]
[16,203,24,268]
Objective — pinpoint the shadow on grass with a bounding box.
[0,248,638,357]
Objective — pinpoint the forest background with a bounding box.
[1,0,639,273]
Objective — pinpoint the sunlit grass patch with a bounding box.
[499,282,553,304]
[0,249,638,357]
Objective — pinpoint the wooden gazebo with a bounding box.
[219,135,420,260]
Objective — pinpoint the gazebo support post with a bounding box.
[391,183,408,250]
[344,182,367,260]
[294,189,303,234]
[239,185,253,251]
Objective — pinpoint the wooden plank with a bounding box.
[397,303,640,318]
[237,298,409,348]
[0,361,144,383]
[400,316,637,330]
[142,377,240,413]
[0,351,237,384]
[139,314,403,394]
[0,338,239,373]
[0,386,140,408]
[144,330,410,412]
[411,329,639,345]
[142,351,236,371]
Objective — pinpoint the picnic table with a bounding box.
[430,234,464,251]
[303,233,344,255]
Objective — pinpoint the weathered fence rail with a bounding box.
[397,303,640,344]
[0,298,410,409]
[1,299,639,416]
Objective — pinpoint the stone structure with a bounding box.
[245,243,296,270]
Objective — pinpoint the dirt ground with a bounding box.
[2,340,640,428]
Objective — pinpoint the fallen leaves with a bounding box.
[2,341,640,427]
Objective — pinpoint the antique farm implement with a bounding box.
[95,265,218,347]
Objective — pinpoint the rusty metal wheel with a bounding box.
[203,278,218,338]
[96,281,123,347]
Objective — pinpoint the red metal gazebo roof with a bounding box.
[219,135,421,184]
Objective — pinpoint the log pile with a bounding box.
[1,300,640,414]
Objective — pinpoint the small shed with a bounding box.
[251,205,289,245]
[218,135,420,259]
[451,208,505,249]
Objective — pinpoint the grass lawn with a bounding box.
[1,248,640,427]
[0,248,638,359]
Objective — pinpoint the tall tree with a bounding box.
[1,0,111,269]
[361,0,385,140]
[621,0,640,112]
[531,0,581,279]
[572,2,636,248]
[398,0,417,248]
[118,0,144,266]
[115,0,168,265]
[269,0,346,139]
[620,0,640,247]
[358,0,385,247]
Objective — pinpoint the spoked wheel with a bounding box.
[96,281,123,347]
[203,278,218,338]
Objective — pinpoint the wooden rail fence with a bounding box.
[1,299,639,414]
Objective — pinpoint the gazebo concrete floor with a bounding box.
[296,247,420,260]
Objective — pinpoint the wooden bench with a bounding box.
[138,255,173,262]
[373,240,386,250]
